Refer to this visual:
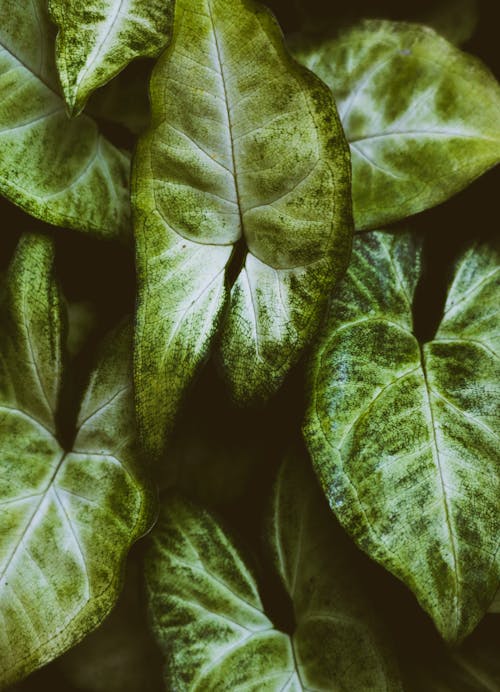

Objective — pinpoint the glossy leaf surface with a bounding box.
[0,236,151,686]
[49,0,172,115]
[0,0,130,238]
[145,454,401,690]
[132,0,352,456]
[304,231,500,643]
[294,20,500,230]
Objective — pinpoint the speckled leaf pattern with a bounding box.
[293,20,500,230]
[304,231,500,643]
[145,455,401,690]
[49,0,173,115]
[146,495,296,691]
[0,0,131,238]
[132,0,352,456]
[0,235,151,687]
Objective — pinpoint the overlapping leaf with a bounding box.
[0,0,130,238]
[293,20,500,230]
[132,0,352,456]
[304,231,500,643]
[49,0,173,115]
[0,235,152,687]
[145,454,401,690]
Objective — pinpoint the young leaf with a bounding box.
[49,0,173,116]
[0,0,131,238]
[145,454,401,689]
[304,231,500,643]
[0,235,152,687]
[132,0,352,456]
[293,20,500,230]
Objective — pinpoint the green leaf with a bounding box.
[132,0,352,456]
[0,0,131,239]
[269,454,402,691]
[304,231,500,643]
[293,20,500,230]
[49,0,173,116]
[0,235,152,687]
[145,454,401,690]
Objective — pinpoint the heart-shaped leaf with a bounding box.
[49,0,173,115]
[132,0,352,456]
[0,0,131,238]
[145,453,401,689]
[293,20,500,230]
[304,231,500,643]
[0,235,152,686]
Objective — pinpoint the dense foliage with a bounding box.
[0,0,498,690]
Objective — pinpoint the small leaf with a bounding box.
[145,454,401,689]
[293,20,500,230]
[0,0,131,238]
[0,235,152,686]
[132,0,352,455]
[49,0,173,115]
[304,231,500,643]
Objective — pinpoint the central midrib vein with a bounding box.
[419,343,460,631]
[207,3,245,242]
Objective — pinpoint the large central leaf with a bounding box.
[132,0,352,456]
[145,454,401,690]
[0,235,152,686]
[304,231,500,643]
[0,0,131,238]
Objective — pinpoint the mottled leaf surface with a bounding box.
[0,236,151,686]
[0,0,130,238]
[304,231,500,643]
[49,0,172,115]
[145,455,401,690]
[132,0,352,456]
[293,20,500,230]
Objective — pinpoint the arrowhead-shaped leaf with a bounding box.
[0,0,131,238]
[293,20,500,230]
[49,0,173,115]
[0,235,152,686]
[132,0,352,456]
[145,454,401,690]
[304,231,500,643]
